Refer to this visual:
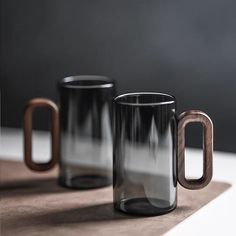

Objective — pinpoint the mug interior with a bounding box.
[114,92,175,106]
[60,75,114,89]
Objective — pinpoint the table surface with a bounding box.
[1,127,236,236]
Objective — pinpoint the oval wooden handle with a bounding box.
[178,110,213,189]
[23,98,59,171]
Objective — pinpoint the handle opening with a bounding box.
[23,98,59,171]
[178,110,213,190]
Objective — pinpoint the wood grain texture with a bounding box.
[178,110,213,189]
[0,160,229,236]
[23,98,60,171]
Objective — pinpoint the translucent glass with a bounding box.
[113,92,177,215]
[58,75,115,189]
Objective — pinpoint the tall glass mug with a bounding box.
[113,92,213,216]
[24,75,115,189]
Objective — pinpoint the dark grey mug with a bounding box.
[24,75,116,189]
[113,92,213,216]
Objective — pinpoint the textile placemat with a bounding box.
[0,160,231,236]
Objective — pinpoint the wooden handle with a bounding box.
[178,110,213,189]
[23,98,59,171]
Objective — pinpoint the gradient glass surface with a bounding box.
[113,93,177,215]
[59,76,115,189]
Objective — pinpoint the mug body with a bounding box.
[59,75,115,189]
[113,92,177,215]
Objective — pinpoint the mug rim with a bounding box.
[59,75,114,89]
[114,92,176,106]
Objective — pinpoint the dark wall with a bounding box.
[1,0,236,152]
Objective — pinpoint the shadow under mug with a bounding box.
[113,92,213,216]
[23,75,115,189]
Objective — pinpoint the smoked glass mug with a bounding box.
[113,92,213,216]
[24,75,115,189]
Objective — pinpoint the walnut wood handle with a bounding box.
[23,98,59,171]
[178,110,213,189]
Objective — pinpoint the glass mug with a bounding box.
[24,75,115,189]
[113,92,213,216]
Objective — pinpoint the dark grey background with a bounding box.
[1,0,236,152]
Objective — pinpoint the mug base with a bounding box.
[114,198,176,216]
[59,175,112,189]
